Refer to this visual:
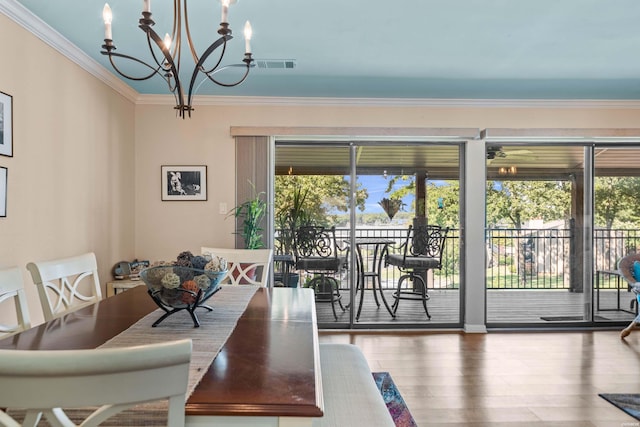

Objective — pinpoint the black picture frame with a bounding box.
[161,165,207,201]
[0,91,13,158]
[0,167,6,217]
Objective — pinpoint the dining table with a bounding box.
[0,285,324,427]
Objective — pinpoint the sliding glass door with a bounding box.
[274,140,462,328]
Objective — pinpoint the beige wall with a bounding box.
[0,15,136,325]
[134,102,640,263]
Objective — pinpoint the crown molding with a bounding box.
[0,0,139,103]
[138,94,640,109]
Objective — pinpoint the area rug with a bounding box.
[600,393,640,420]
[372,372,418,427]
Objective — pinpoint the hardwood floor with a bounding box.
[319,330,640,426]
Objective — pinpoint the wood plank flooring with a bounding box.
[319,330,640,426]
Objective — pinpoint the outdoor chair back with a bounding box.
[386,224,449,317]
[293,225,346,320]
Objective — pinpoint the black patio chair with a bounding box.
[293,225,347,320]
[385,224,449,318]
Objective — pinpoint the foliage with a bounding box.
[229,182,266,249]
[594,177,640,229]
[275,175,368,227]
[275,187,311,254]
[424,181,460,228]
[486,180,571,228]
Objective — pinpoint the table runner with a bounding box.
[99,284,259,399]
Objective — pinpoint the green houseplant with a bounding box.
[274,188,311,287]
[229,182,267,249]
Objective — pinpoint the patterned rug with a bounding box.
[600,393,640,420]
[373,372,418,427]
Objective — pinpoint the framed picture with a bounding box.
[161,165,207,201]
[0,91,13,157]
[0,167,6,217]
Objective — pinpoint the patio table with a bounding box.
[346,237,396,320]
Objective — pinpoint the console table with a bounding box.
[0,286,323,426]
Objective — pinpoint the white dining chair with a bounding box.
[0,338,192,427]
[0,266,31,338]
[201,247,273,286]
[26,252,102,321]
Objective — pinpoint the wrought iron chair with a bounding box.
[293,225,347,320]
[385,224,449,318]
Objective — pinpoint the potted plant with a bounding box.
[228,182,267,283]
[274,188,311,287]
[229,182,267,250]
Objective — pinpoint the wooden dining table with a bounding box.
[0,285,324,427]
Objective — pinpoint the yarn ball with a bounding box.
[205,256,228,272]
[161,272,181,289]
[191,255,209,270]
[174,264,195,282]
[195,274,212,290]
[176,251,194,263]
[143,262,173,290]
[180,280,199,304]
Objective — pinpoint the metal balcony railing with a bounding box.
[274,227,640,290]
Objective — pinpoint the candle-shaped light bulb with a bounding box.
[163,33,172,50]
[103,3,113,39]
[221,0,230,23]
[143,0,151,13]
[243,21,252,54]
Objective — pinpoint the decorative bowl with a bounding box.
[139,264,227,327]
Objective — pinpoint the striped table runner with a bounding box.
[99,284,259,398]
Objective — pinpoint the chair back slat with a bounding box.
[26,252,102,322]
[294,226,339,260]
[0,267,31,337]
[201,247,273,286]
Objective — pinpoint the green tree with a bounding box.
[275,175,367,226]
[486,180,571,228]
[425,181,460,228]
[594,177,640,229]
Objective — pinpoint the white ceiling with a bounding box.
[9,0,640,100]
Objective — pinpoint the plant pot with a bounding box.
[274,272,300,288]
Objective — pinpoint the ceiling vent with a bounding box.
[256,59,297,70]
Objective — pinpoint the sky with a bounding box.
[357,175,414,215]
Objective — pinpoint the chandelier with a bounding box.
[101,0,254,118]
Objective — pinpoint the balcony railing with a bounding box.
[275,227,639,290]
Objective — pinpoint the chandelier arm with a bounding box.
[199,37,231,75]
[203,63,251,87]
[102,51,164,82]
[182,0,201,65]
[141,25,187,112]
[186,35,232,107]
[144,34,169,71]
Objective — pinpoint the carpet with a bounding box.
[372,372,418,427]
[540,315,608,321]
[600,393,640,420]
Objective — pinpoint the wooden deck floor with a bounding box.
[314,286,638,327]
